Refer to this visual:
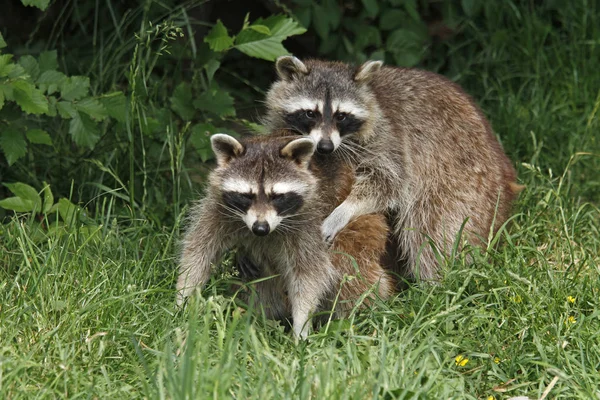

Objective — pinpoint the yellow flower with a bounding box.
[487,396,495,400]
[567,315,576,324]
[455,355,469,367]
[512,295,522,303]
[567,296,576,304]
[493,357,501,364]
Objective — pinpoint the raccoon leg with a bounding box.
[177,201,229,306]
[321,165,400,243]
[321,198,379,243]
[330,214,395,316]
[287,255,340,339]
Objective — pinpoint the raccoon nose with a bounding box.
[252,221,270,236]
[317,139,335,154]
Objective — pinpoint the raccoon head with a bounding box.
[265,56,382,154]
[210,134,317,236]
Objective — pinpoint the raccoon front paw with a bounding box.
[321,206,353,243]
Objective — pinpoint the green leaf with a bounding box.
[18,55,40,80]
[170,83,195,121]
[248,25,271,35]
[323,0,342,30]
[37,70,67,95]
[190,123,219,162]
[3,182,42,212]
[355,25,382,50]
[20,0,51,11]
[204,20,234,52]
[56,101,77,118]
[0,129,27,165]
[26,129,53,146]
[312,4,330,40]
[52,198,79,226]
[361,0,380,18]
[234,15,306,61]
[0,85,5,110]
[38,50,58,72]
[12,80,49,115]
[75,97,108,121]
[0,32,6,49]
[294,6,311,29]
[42,182,54,213]
[380,10,408,31]
[99,91,127,122]
[204,59,220,83]
[61,76,90,101]
[386,29,425,67]
[0,196,35,212]
[0,54,15,77]
[193,86,235,117]
[69,111,100,149]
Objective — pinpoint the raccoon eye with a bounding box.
[305,110,316,119]
[336,112,347,122]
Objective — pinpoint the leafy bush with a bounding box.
[0,1,305,223]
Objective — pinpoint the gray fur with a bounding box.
[264,59,520,280]
[177,135,340,339]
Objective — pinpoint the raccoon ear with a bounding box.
[280,137,316,167]
[210,134,244,166]
[354,60,383,82]
[275,56,308,81]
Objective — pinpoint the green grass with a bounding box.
[2,2,600,399]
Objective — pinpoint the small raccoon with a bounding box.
[264,57,522,280]
[177,133,393,338]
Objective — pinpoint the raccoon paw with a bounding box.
[321,206,353,244]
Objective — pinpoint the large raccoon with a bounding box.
[264,57,521,280]
[177,133,393,338]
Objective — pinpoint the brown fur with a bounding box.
[265,58,521,280]
[178,133,393,338]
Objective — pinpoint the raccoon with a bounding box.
[264,57,522,280]
[177,133,393,338]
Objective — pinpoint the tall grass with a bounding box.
[1,1,599,399]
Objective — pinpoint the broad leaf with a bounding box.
[0,197,35,212]
[18,55,40,80]
[69,111,100,149]
[0,85,5,110]
[26,129,53,146]
[76,97,108,120]
[37,70,67,95]
[38,50,58,72]
[3,182,42,212]
[0,128,27,165]
[386,29,425,67]
[235,15,306,61]
[21,0,51,11]
[312,4,330,39]
[380,10,408,31]
[361,0,379,18]
[193,86,235,117]
[56,101,77,119]
[0,32,6,49]
[12,80,49,115]
[0,54,15,78]
[204,20,234,52]
[190,123,219,162]
[61,76,90,101]
[248,25,271,35]
[170,83,195,121]
[42,182,54,213]
[204,59,220,83]
[99,91,127,122]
